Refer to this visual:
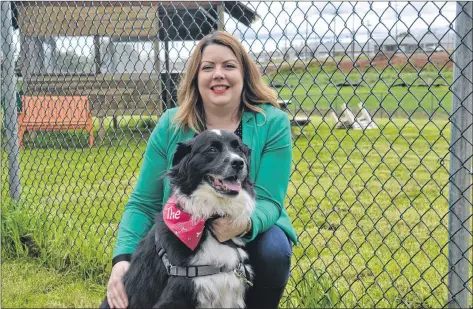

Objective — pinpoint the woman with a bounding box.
[107,31,298,309]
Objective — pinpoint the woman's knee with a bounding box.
[247,225,292,287]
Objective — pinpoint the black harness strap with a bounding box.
[157,246,226,277]
[155,229,252,285]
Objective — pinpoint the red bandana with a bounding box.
[162,195,206,251]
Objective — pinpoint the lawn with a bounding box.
[1,115,454,308]
[263,63,453,119]
[2,258,104,308]
[284,117,452,308]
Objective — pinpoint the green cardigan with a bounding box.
[113,104,298,260]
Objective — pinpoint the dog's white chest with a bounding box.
[194,272,247,308]
[190,236,252,308]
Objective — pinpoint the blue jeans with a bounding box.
[245,225,293,309]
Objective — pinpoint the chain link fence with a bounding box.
[1,1,472,308]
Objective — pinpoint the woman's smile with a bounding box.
[211,85,230,94]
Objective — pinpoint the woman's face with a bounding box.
[197,44,244,112]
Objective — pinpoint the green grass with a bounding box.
[264,64,453,118]
[2,115,457,308]
[1,258,104,308]
[283,117,452,308]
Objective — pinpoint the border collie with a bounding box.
[100,129,255,308]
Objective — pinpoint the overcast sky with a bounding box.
[225,1,458,52]
[163,1,459,60]
[5,1,460,63]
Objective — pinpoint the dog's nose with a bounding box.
[231,158,244,171]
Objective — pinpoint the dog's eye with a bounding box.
[207,147,218,153]
[236,146,244,153]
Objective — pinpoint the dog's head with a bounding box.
[167,129,255,220]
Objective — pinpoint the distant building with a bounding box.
[264,41,377,62]
[375,31,454,54]
[253,29,455,64]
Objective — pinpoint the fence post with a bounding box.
[448,2,473,308]
[217,3,225,31]
[1,1,21,201]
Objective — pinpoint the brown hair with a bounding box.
[173,31,278,132]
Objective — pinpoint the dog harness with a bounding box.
[155,229,253,286]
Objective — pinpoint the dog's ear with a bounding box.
[172,140,194,167]
[241,143,252,173]
[241,143,252,159]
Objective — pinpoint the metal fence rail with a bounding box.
[1,1,472,308]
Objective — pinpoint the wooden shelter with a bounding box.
[14,1,257,134]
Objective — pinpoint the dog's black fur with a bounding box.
[100,129,255,308]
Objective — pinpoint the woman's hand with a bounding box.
[211,217,250,242]
[107,261,130,308]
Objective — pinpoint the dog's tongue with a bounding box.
[222,179,242,192]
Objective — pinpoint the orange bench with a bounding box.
[18,96,94,147]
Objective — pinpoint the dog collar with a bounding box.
[162,195,206,251]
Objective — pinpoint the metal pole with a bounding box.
[160,6,171,109]
[367,20,371,58]
[284,18,288,57]
[448,2,473,308]
[153,6,162,113]
[352,7,355,60]
[217,3,225,31]
[305,19,308,59]
[395,2,398,43]
[1,1,21,201]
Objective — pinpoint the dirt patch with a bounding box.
[339,52,453,72]
[258,51,453,75]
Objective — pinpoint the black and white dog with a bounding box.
[100,129,255,308]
